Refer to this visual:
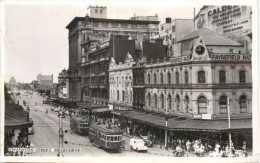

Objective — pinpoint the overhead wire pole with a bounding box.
[227,97,232,148]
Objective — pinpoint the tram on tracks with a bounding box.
[70,116,90,135]
[88,124,123,152]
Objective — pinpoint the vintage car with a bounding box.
[129,138,148,152]
[141,135,153,147]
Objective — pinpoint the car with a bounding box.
[141,135,153,147]
[51,106,54,111]
[129,138,148,152]
[28,127,34,135]
[54,107,59,112]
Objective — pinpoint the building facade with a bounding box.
[108,53,135,111]
[143,28,252,120]
[159,18,194,57]
[194,5,252,53]
[66,6,160,101]
[36,74,53,86]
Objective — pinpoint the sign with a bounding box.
[202,114,212,120]
[108,104,113,110]
[193,114,212,120]
[211,54,251,61]
[193,114,202,119]
[195,6,251,36]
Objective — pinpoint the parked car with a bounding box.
[54,107,59,112]
[129,138,148,152]
[141,135,153,147]
[28,127,34,135]
[51,106,55,111]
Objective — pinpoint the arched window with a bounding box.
[140,72,144,84]
[239,70,246,83]
[154,94,158,108]
[160,73,164,84]
[240,95,247,113]
[167,94,172,111]
[136,73,139,84]
[148,74,151,84]
[175,72,179,84]
[198,96,207,114]
[198,71,206,83]
[167,72,171,84]
[185,71,189,84]
[219,70,226,83]
[184,96,189,113]
[161,94,164,109]
[176,95,180,111]
[154,73,157,84]
[148,93,151,107]
[219,96,227,114]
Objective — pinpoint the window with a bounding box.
[161,26,164,31]
[167,72,171,84]
[239,70,246,83]
[122,91,125,101]
[175,72,179,84]
[148,74,151,84]
[198,71,206,83]
[230,49,234,53]
[161,94,164,109]
[160,73,164,84]
[198,96,207,114]
[148,93,151,106]
[167,95,172,111]
[154,74,157,84]
[100,9,103,14]
[219,96,227,114]
[185,71,189,84]
[154,94,157,108]
[219,70,226,83]
[172,26,175,32]
[176,95,180,111]
[184,96,189,113]
[117,90,119,101]
[95,9,98,13]
[240,95,247,113]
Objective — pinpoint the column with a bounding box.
[165,129,168,149]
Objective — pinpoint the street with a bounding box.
[17,90,173,157]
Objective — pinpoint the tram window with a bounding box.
[114,136,118,141]
[111,137,114,141]
[107,136,109,141]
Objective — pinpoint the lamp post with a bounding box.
[165,99,168,150]
[26,107,30,144]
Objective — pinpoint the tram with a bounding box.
[88,124,123,152]
[70,116,90,135]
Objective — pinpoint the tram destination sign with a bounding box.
[211,54,251,61]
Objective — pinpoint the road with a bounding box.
[16,90,173,157]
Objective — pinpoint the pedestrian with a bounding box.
[186,140,191,153]
[46,109,48,114]
[242,141,247,151]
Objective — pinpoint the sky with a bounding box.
[3,1,203,83]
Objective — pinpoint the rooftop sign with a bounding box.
[211,54,251,61]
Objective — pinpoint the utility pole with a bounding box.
[227,97,232,148]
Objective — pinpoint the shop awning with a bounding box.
[92,108,110,113]
[5,104,33,129]
[114,110,252,132]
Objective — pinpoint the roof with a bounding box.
[177,28,242,46]
[88,17,160,24]
[66,17,85,29]
[114,111,252,132]
[90,124,122,135]
[5,104,33,129]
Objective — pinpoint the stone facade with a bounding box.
[108,53,135,110]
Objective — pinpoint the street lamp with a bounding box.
[26,107,30,121]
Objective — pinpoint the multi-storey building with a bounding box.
[159,18,194,56]
[36,74,53,86]
[66,6,160,101]
[108,53,135,111]
[58,69,68,98]
[141,28,252,147]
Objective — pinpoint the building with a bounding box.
[66,5,160,101]
[159,18,194,56]
[194,5,252,53]
[36,74,53,86]
[108,53,135,111]
[111,28,252,150]
[9,76,17,89]
[58,69,68,98]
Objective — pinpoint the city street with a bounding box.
[17,90,173,157]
